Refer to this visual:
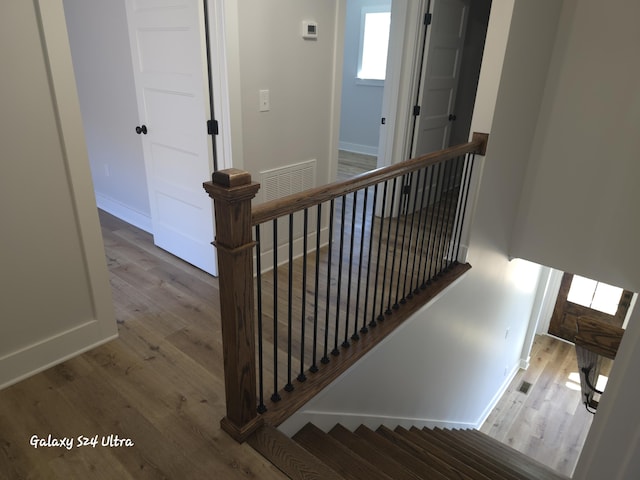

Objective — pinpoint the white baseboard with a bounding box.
[279,409,478,437]
[95,193,152,233]
[339,141,378,157]
[0,321,117,390]
[475,362,521,429]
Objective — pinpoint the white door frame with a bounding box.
[205,0,236,172]
[377,0,430,168]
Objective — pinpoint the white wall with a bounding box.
[511,0,640,294]
[280,0,564,435]
[338,0,390,155]
[506,1,640,476]
[63,0,151,232]
[231,0,340,189]
[0,0,116,388]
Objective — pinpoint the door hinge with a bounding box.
[413,105,421,116]
[207,119,219,135]
[424,13,432,26]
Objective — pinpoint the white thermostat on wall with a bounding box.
[302,21,318,39]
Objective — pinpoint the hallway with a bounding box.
[481,334,612,477]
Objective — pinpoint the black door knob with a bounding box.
[448,114,457,121]
[135,125,148,135]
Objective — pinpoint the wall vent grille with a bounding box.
[260,159,316,203]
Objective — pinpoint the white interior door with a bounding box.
[125,0,217,275]
[412,0,468,156]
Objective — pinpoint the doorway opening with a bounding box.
[337,0,491,181]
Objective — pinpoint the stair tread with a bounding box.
[376,425,477,479]
[354,425,449,480]
[451,429,570,480]
[328,424,423,480]
[248,424,343,480]
[293,423,393,480]
[418,427,525,480]
[393,426,493,480]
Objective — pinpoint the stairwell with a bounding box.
[249,423,570,480]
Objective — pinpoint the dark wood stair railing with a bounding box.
[574,316,624,412]
[203,133,489,442]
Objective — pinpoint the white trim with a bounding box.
[476,362,520,429]
[338,141,378,156]
[279,409,478,437]
[95,193,153,233]
[376,0,410,169]
[0,323,117,390]
[1,0,119,388]
[535,268,563,335]
[206,0,236,171]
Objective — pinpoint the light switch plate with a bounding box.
[259,89,270,112]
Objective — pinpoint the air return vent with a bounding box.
[518,380,532,395]
[260,159,316,203]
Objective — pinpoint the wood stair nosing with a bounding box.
[328,424,423,480]
[393,426,493,480]
[375,425,473,479]
[247,425,343,480]
[451,429,570,480]
[420,427,527,480]
[353,425,449,480]
[293,423,393,480]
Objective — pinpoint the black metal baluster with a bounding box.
[271,219,281,402]
[362,184,378,333]
[437,159,457,275]
[424,163,442,287]
[255,225,266,413]
[411,167,429,295]
[298,209,308,383]
[322,199,335,364]
[354,186,368,339]
[375,181,389,323]
[432,162,449,280]
[415,165,434,292]
[310,204,322,373]
[285,214,294,392]
[386,177,400,313]
[445,155,465,268]
[454,153,476,262]
[333,196,347,355]
[398,172,415,304]
[344,190,358,346]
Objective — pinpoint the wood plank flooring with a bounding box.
[481,334,612,477]
[0,206,599,478]
[0,211,287,480]
[337,150,377,180]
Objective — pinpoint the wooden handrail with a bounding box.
[252,132,488,226]
[203,133,489,442]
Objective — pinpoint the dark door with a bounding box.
[549,272,633,342]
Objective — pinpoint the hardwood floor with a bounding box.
[0,208,600,478]
[337,150,377,180]
[481,334,612,477]
[0,211,287,479]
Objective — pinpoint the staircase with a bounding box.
[248,423,570,480]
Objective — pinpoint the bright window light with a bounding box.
[567,275,623,316]
[357,9,391,81]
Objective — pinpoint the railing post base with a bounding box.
[220,415,264,443]
[203,168,261,443]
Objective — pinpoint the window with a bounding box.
[357,7,391,84]
[567,275,624,316]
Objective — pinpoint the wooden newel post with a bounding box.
[203,169,263,442]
